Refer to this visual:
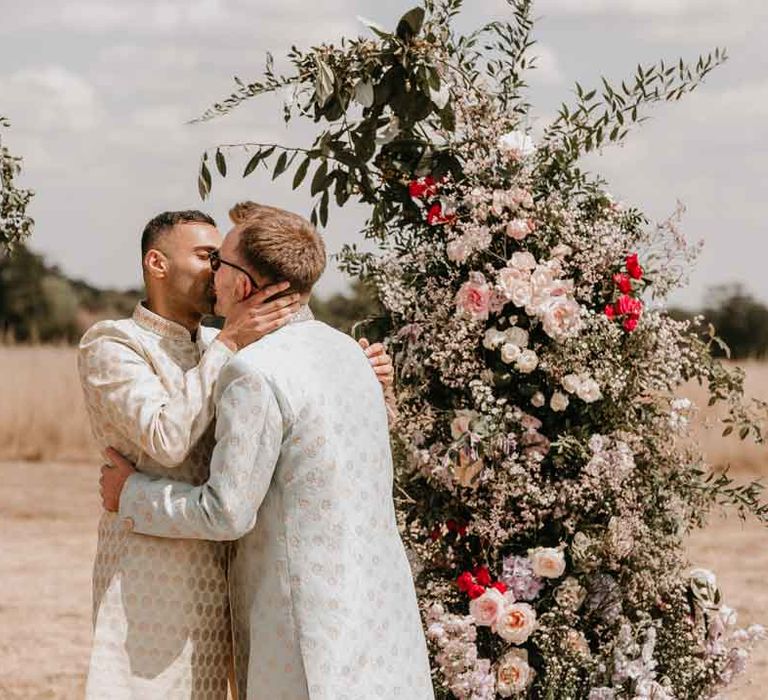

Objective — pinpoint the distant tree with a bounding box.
[0,116,34,254]
[703,284,768,360]
[311,279,385,336]
[0,244,142,343]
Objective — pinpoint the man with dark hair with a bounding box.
[79,209,394,699]
[101,205,432,700]
[140,210,217,258]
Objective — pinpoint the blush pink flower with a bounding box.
[455,273,491,321]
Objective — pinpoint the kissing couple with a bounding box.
[79,201,434,699]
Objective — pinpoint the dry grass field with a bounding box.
[0,346,766,698]
[0,346,97,463]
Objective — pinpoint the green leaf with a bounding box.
[319,190,330,227]
[315,57,335,107]
[273,151,289,179]
[198,159,212,200]
[353,80,375,108]
[311,160,329,196]
[334,170,349,207]
[201,159,212,190]
[197,174,208,200]
[215,149,227,177]
[293,156,311,189]
[243,146,275,177]
[396,7,425,41]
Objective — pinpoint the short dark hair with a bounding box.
[140,210,216,258]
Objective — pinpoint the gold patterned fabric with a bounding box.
[78,302,234,699]
[119,313,435,700]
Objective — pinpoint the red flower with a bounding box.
[612,273,633,294]
[616,294,643,317]
[474,566,492,587]
[625,253,644,280]
[491,581,508,594]
[429,526,442,541]
[426,202,455,226]
[408,175,437,200]
[456,571,475,592]
[468,584,486,600]
[604,303,616,320]
[623,317,639,332]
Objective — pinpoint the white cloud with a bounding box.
[0,66,104,132]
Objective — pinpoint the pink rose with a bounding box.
[470,587,505,627]
[495,602,537,643]
[505,218,533,241]
[455,274,491,321]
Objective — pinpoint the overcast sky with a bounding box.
[1,0,766,306]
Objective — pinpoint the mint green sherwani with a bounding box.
[118,309,434,700]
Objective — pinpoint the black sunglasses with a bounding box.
[208,249,260,290]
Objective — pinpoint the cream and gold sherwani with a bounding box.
[118,309,435,700]
[78,302,234,699]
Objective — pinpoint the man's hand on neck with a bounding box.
[218,282,302,352]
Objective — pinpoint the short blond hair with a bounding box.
[229,201,326,294]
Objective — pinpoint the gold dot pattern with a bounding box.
[78,305,232,699]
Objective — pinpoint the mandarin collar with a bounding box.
[132,302,196,342]
[286,304,315,326]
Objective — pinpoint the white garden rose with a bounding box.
[497,266,529,298]
[510,280,533,308]
[510,251,537,271]
[505,218,532,241]
[496,648,535,697]
[450,409,479,440]
[576,377,602,403]
[515,349,538,374]
[541,297,583,342]
[531,391,545,408]
[498,130,535,159]
[483,327,506,350]
[504,326,529,348]
[550,392,569,412]
[495,602,537,643]
[501,343,522,364]
[561,373,582,394]
[530,546,566,578]
[469,587,505,627]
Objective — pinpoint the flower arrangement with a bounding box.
[196,1,767,696]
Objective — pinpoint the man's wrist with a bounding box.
[217,329,238,352]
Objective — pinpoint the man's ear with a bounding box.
[236,273,253,301]
[144,249,168,279]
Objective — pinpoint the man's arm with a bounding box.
[79,330,233,467]
[79,285,299,468]
[115,364,284,541]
